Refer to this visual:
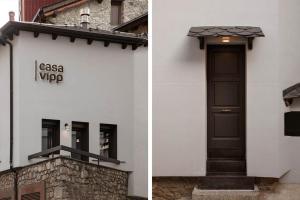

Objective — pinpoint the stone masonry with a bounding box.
[0,157,128,200]
[0,171,14,191]
[122,0,148,23]
[46,0,148,30]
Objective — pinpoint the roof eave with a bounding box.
[113,12,148,32]
[1,21,148,48]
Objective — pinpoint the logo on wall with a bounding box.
[34,60,64,83]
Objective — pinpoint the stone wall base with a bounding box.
[0,157,128,200]
[152,177,278,200]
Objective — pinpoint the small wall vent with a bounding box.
[21,192,40,200]
[19,182,45,200]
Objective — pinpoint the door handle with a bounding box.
[220,109,232,112]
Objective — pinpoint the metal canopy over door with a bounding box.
[207,45,246,176]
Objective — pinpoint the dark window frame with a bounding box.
[100,124,117,159]
[42,119,60,154]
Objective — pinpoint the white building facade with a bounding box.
[0,21,147,198]
[153,0,300,184]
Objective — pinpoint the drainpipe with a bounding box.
[7,40,13,170]
[1,39,14,170]
[0,33,15,199]
[0,12,17,199]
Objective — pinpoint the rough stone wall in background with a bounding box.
[47,0,111,30]
[46,0,148,30]
[123,0,148,23]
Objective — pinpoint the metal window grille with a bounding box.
[21,192,40,200]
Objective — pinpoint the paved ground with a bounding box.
[176,184,300,200]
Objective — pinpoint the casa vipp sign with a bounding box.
[34,60,64,84]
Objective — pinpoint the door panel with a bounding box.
[207,45,246,175]
[214,53,239,75]
[214,82,240,106]
[214,113,240,137]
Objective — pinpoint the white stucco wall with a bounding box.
[0,44,10,171]
[0,30,147,196]
[128,47,148,197]
[153,0,300,180]
[278,0,300,183]
[13,31,134,171]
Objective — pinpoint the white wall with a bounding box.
[128,47,148,197]
[12,31,134,172]
[0,30,147,196]
[278,0,300,183]
[0,44,10,171]
[153,0,291,178]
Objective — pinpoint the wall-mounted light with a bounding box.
[64,123,70,132]
[222,36,230,43]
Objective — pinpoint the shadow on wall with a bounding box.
[175,37,204,66]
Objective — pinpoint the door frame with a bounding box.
[206,44,247,175]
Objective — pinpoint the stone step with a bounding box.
[192,187,260,200]
[197,176,255,190]
[207,160,246,175]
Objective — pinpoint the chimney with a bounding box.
[80,8,90,29]
[9,11,15,21]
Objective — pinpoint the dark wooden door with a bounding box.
[207,45,246,176]
[72,122,89,161]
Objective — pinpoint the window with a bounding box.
[100,124,117,159]
[111,0,122,25]
[42,119,60,152]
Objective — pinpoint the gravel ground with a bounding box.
[259,184,300,200]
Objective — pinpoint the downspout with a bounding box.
[0,36,16,199]
[7,40,13,171]
[7,40,17,200]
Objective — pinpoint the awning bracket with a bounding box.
[198,37,205,50]
[248,37,254,50]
